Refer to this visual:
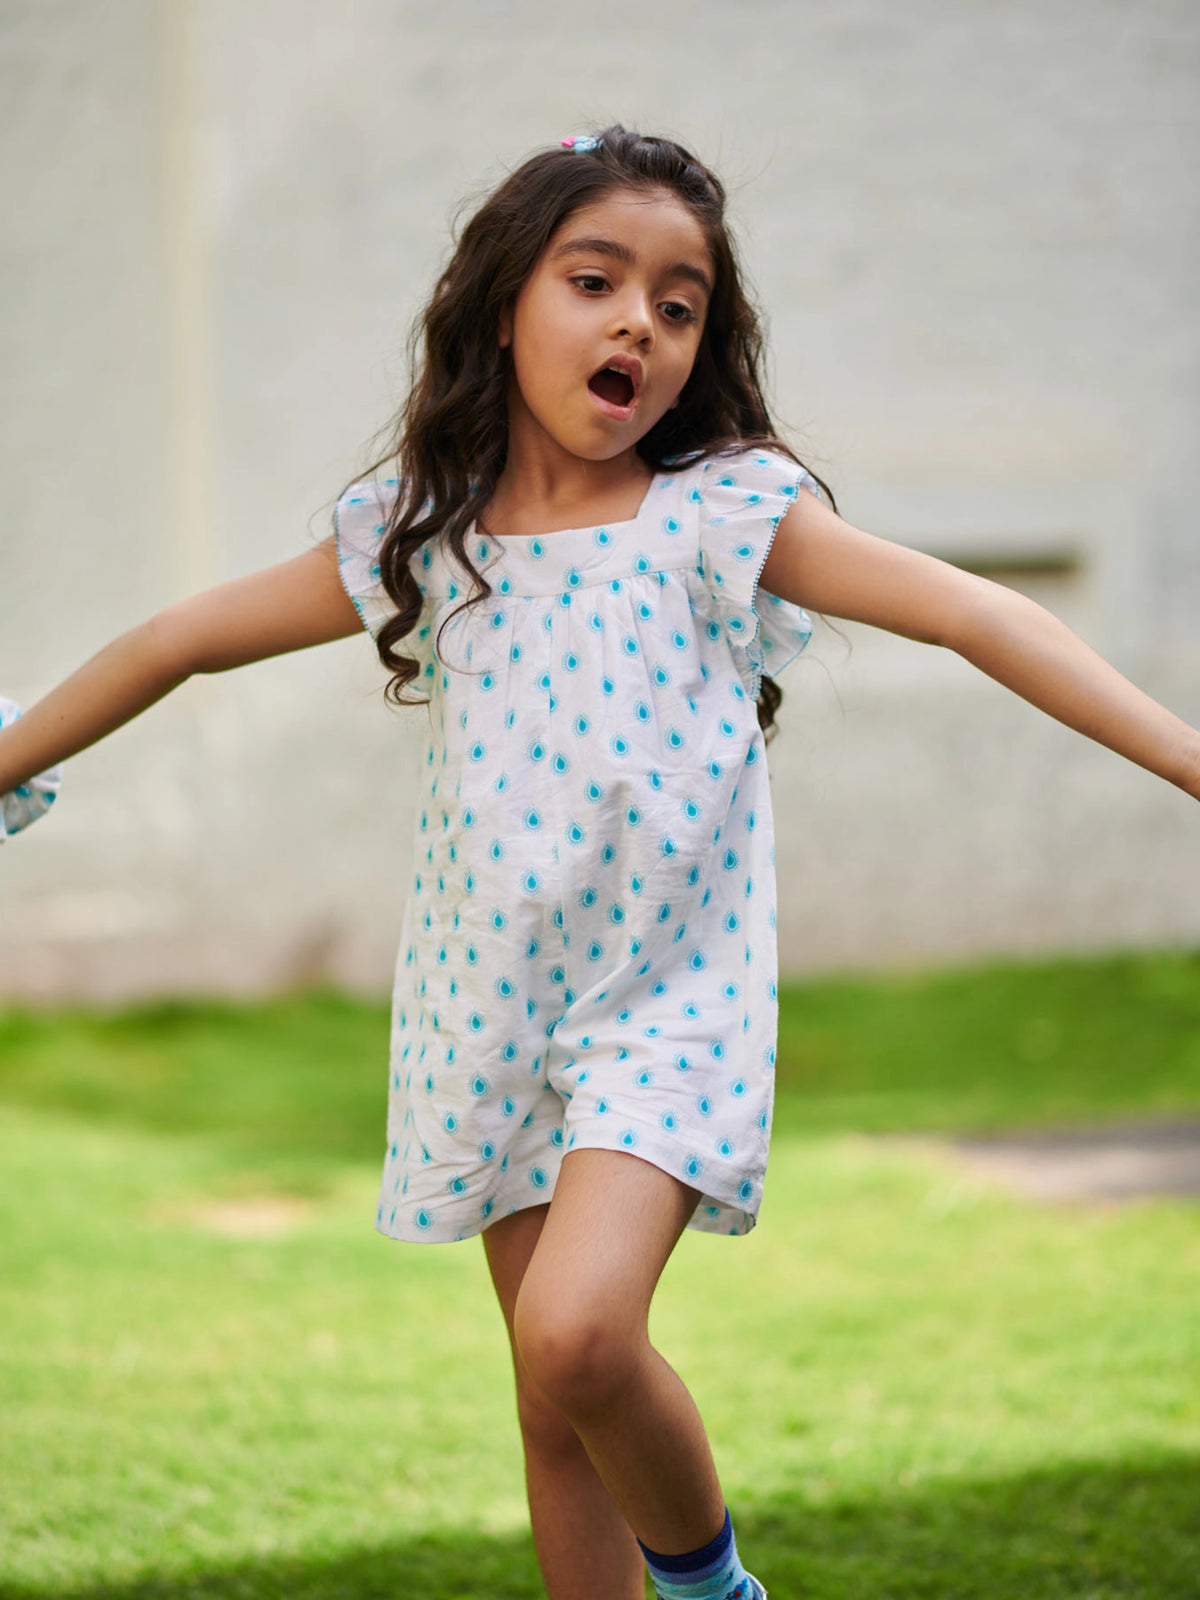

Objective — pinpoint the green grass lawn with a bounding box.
[1,951,1198,1599]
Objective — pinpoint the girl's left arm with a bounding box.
[761,493,1200,802]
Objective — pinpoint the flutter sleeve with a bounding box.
[0,696,62,843]
[333,477,437,692]
[694,448,823,700]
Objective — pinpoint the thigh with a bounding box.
[520,1149,700,1329]
[484,1150,699,1333]
[483,1203,552,1335]
[483,1205,579,1439]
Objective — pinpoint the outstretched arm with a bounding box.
[761,492,1200,801]
[0,537,362,795]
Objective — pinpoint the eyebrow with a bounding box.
[550,235,713,299]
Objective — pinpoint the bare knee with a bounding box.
[514,1289,643,1421]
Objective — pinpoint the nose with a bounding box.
[609,287,655,347]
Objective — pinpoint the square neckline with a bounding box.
[476,470,662,542]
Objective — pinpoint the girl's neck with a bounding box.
[483,436,654,541]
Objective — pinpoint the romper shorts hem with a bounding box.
[373,1130,762,1245]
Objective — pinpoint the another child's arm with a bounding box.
[760,493,1200,802]
[0,537,362,795]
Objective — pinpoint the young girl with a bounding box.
[2,125,1198,1600]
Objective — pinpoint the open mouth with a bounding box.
[587,366,636,408]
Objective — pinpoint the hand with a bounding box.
[0,697,63,842]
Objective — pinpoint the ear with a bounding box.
[497,302,513,350]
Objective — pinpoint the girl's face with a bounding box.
[499,188,712,464]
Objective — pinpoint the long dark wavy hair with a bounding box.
[339,124,835,743]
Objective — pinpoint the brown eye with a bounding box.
[572,275,609,293]
[661,301,696,324]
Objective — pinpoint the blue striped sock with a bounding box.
[637,1508,760,1600]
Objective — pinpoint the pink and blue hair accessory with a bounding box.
[0,695,62,843]
[560,134,601,152]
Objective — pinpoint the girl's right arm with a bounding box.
[0,536,362,794]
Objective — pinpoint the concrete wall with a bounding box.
[2,0,1197,1002]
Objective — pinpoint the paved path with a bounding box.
[948,1119,1200,1201]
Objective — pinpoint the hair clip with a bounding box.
[560,134,601,152]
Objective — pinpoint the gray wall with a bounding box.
[2,0,1197,1002]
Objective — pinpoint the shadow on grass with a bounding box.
[5,1453,1197,1600]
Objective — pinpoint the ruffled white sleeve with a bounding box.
[694,448,823,699]
[334,478,437,691]
[0,696,62,843]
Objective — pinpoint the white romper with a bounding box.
[335,445,820,1242]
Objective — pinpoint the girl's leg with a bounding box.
[482,1205,645,1600]
[512,1148,728,1555]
